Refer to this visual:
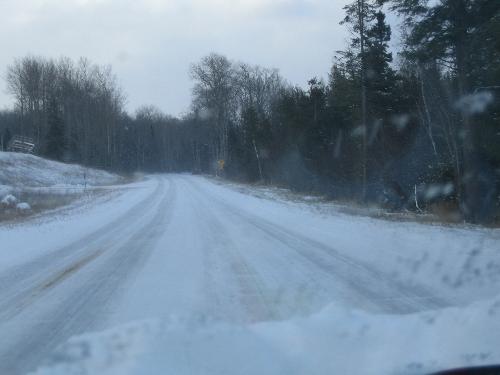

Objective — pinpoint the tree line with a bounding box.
[0,0,499,223]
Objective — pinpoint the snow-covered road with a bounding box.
[1,175,499,374]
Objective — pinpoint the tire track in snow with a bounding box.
[178,178,278,323]
[0,177,165,320]
[186,176,449,314]
[0,176,177,375]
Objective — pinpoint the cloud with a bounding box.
[0,0,349,115]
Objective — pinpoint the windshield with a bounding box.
[0,1,499,374]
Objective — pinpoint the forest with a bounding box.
[0,0,499,223]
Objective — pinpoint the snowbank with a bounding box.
[0,152,123,219]
[31,296,500,375]
[0,151,120,188]
[1,194,18,206]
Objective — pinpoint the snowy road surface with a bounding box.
[1,175,499,374]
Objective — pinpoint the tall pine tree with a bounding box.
[389,0,500,222]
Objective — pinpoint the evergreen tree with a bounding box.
[365,11,396,115]
[341,0,381,200]
[389,0,500,222]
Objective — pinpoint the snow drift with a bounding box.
[30,295,500,375]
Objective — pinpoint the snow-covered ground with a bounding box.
[0,151,119,189]
[0,174,499,374]
[0,152,122,220]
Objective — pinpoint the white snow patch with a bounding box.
[0,151,120,188]
[16,202,31,211]
[0,152,123,218]
[1,194,18,207]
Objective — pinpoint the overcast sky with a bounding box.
[0,0,355,116]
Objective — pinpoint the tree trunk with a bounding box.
[253,138,263,181]
[358,0,368,201]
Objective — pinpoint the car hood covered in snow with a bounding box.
[31,296,500,375]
